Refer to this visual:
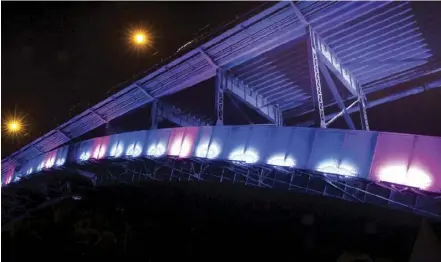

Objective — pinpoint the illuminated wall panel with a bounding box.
[223,126,255,163]
[285,127,315,169]
[55,146,69,166]
[193,126,214,159]
[246,126,273,164]
[308,129,347,175]
[307,129,376,178]
[179,127,199,158]
[90,136,110,160]
[2,166,16,185]
[168,128,186,156]
[77,139,95,162]
[369,133,415,187]
[120,131,147,158]
[146,128,172,158]
[264,127,297,167]
[208,126,231,160]
[339,131,378,178]
[407,136,441,192]
[107,134,124,158]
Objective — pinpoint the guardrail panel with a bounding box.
[193,126,214,159]
[369,133,415,187]
[409,136,441,192]
[340,131,378,179]
[263,126,297,167]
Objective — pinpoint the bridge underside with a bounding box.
[3,156,440,228]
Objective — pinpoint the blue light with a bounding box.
[126,143,142,157]
[110,143,124,158]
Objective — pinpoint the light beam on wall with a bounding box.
[229,148,259,164]
[147,143,166,157]
[267,154,296,167]
[378,165,432,189]
[316,160,357,177]
[196,143,220,159]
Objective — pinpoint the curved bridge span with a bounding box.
[3,125,441,218]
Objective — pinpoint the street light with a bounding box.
[130,29,151,48]
[4,118,23,135]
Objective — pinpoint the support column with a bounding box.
[275,104,283,126]
[215,69,224,125]
[306,27,326,128]
[357,85,370,131]
[151,100,158,129]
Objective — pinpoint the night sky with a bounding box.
[2,1,441,157]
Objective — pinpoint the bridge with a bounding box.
[2,1,441,219]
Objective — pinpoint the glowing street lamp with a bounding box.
[131,30,150,47]
[4,118,24,136]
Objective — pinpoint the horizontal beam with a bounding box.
[87,109,107,123]
[297,79,441,126]
[157,102,210,127]
[328,83,440,119]
[223,73,277,123]
[199,48,278,124]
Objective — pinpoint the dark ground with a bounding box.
[2,176,435,262]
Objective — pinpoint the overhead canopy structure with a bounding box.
[2,1,441,170]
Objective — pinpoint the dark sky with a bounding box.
[2,1,441,157]
[1,1,260,156]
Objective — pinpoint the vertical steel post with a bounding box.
[306,27,326,128]
[357,85,370,130]
[151,100,158,129]
[215,68,224,125]
[275,104,283,126]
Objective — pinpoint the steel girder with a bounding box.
[7,157,441,222]
[200,48,280,125]
[295,78,441,127]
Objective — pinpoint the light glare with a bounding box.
[126,143,142,157]
[147,143,166,157]
[229,148,259,164]
[378,165,432,189]
[267,154,296,167]
[316,160,357,177]
[110,143,124,158]
[196,143,220,159]
[79,151,91,162]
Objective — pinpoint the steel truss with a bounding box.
[292,2,370,130]
[3,157,440,231]
[56,157,441,220]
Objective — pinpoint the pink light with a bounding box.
[92,144,107,159]
[179,138,192,158]
[45,156,55,168]
[4,168,15,185]
[378,165,432,189]
[170,139,182,156]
